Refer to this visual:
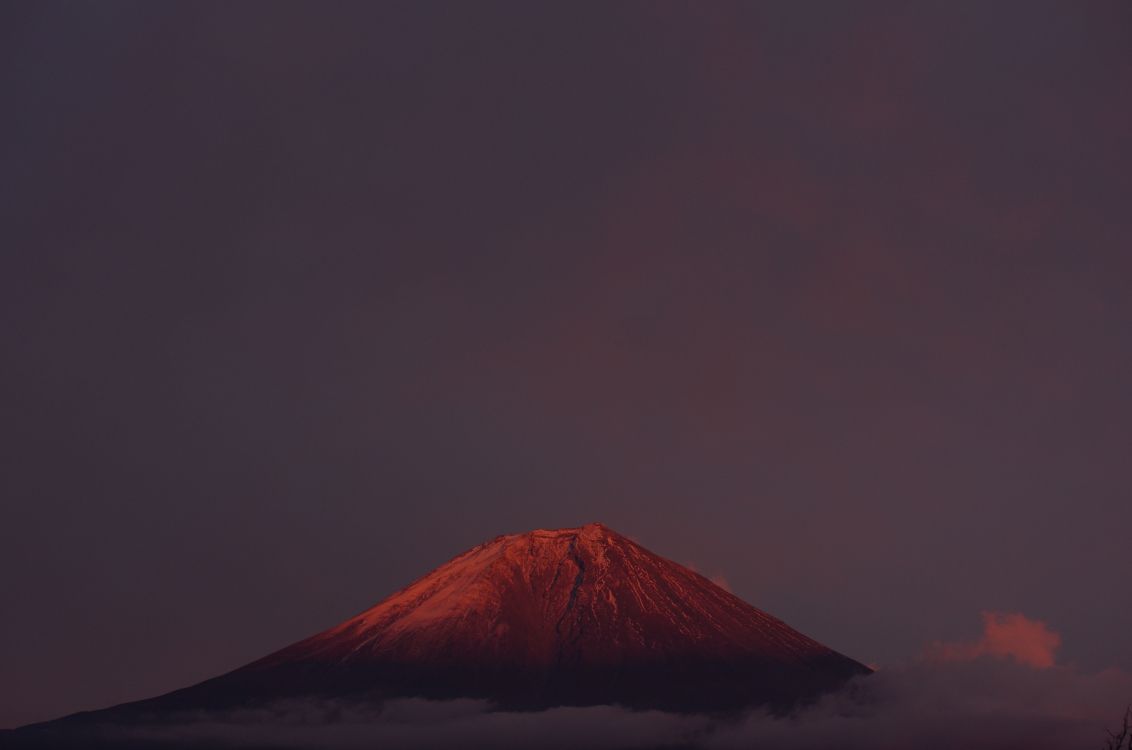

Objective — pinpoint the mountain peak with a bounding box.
[226,523,869,710]
[65,524,868,717]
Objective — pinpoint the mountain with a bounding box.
[15,523,869,745]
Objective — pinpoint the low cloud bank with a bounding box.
[52,612,1132,749]
[85,661,1131,750]
[707,660,1132,750]
[103,699,709,749]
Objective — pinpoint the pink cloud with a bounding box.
[927,611,1061,669]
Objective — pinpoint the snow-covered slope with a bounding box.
[37,523,870,720]
[257,523,846,672]
[217,522,870,710]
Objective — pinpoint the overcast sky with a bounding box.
[3,0,1131,729]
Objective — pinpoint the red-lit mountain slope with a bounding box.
[34,523,871,729]
[169,523,869,712]
[260,523,858,676]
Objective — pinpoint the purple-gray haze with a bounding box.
[3,1,1131,730]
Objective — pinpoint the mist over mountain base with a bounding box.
[8,659,1129,750]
